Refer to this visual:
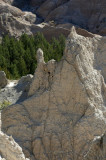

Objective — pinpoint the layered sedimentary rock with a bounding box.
[0,1,37,37]
[0,0,106,38]
[1,27,106,160]
[0,1,96,42]
[0,1,70,40]
[33,0,106,35]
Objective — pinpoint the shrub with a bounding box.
[0,100,11,111]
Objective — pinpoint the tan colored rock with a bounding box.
[0,112,29,160]
[23,12,36,24]
[0,131,30,160]
[1,0,106,36]
[0,1,38,38]
[0,0,106,38]
[0,1,24,17]
[1,27,106,160]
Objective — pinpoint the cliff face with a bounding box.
[0,112,29,160]
[0,0,106,38]
[1,27,106,160]
[34,0,106,35]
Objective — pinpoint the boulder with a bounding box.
[0,71,8,88]
[1,27,106,160]
[18,74,33,85]
[18,74,33,92]
[23,12,36,24]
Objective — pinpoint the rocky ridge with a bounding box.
[0,0,106,40]
[1,27,106,160]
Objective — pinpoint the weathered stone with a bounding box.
[0,0,106,39]
[18,75,33,85]
[1,27,106,160]
[23,12,36,24]
[18,74,33,92]
[36,0,106,35]
[0,71,8,88]
[0,131,29,160]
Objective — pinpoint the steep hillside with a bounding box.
[2,0,106,36]
[1,27,106,160]
[0,0,106,39]
[0,1,106,160]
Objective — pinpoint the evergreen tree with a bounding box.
[0,33,65,79]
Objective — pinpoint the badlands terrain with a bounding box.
[0,0,106,160]
[0,0,106,40]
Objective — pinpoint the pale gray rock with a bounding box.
[18,74,33,92]
[18,75,33,85]
[23,12,36,24]
[0,75,33,105]
[1,27,106,160]
[0,71,8,88]
[0,1,70,40]
[0,0,106,38]
[36,48,45,63]
[0,131,30,160]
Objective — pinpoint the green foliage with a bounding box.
[0,33,65,79]
[0,100,11,111]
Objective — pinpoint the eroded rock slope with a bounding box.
[0,0,106,40]
[0,131,29,160]
[35,0,106,35]
[1,27,106,160]
[2,0,106,36]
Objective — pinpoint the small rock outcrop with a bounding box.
[0,131,29,160]
[18,74,33,85]
[0,112,29,160]
[0,71,8,88]
[1,27,106,160]
[0,74,33,105]
[23,12,36,24]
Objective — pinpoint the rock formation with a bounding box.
[0,109,29,160]
[0,74,33,105]
[0,1,37,38]
[0,71,8,88]
[1,27,106,160]
[31,0,106,36]
[0,0,70,40]
[0,0,106,40]
[0,131,29,160]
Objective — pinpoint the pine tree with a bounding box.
[0,33,65,79]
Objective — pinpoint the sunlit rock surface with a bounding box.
[1,27,106,160]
